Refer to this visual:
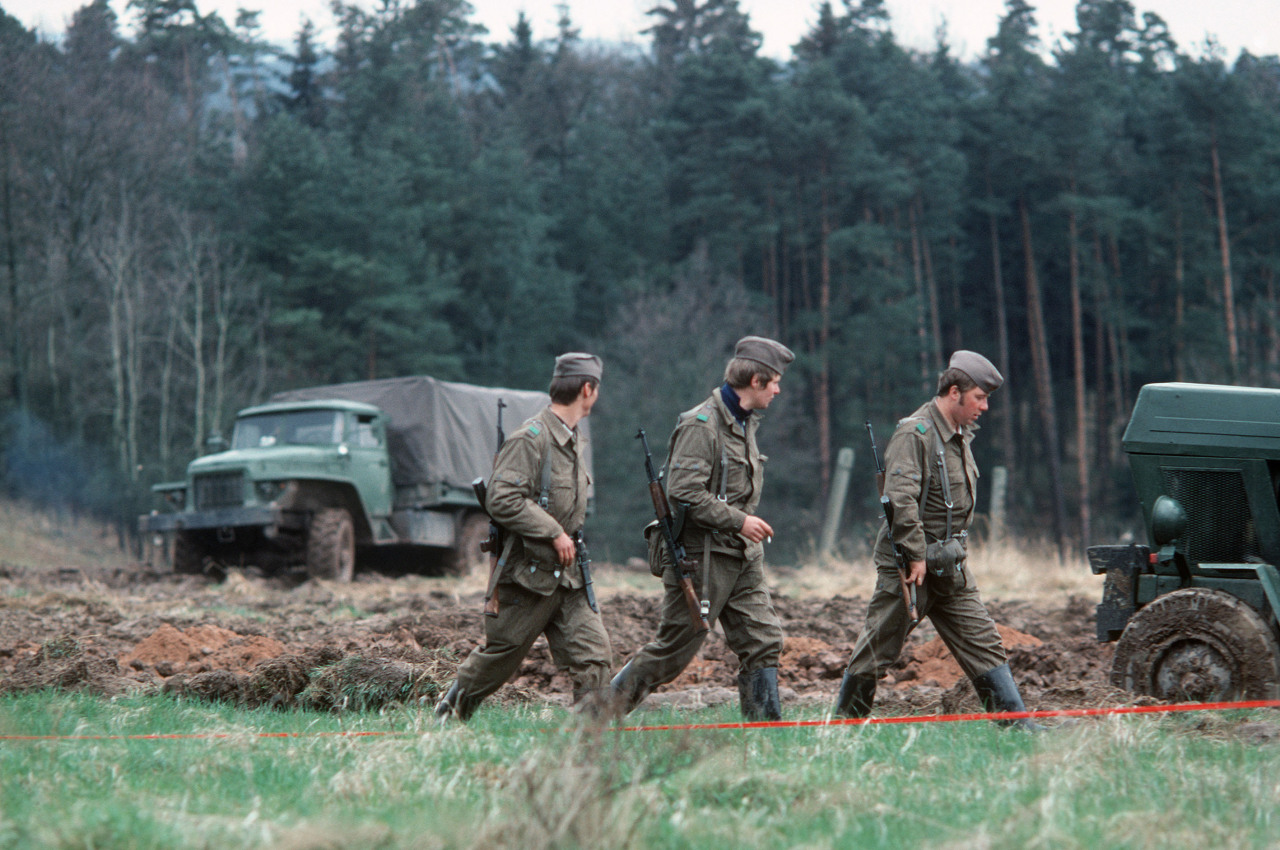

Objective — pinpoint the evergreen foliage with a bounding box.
[2,0,1277,560]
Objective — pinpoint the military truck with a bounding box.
[139,376,580,581]
[1088,382,1280,702]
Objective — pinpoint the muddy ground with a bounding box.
[0,553,1145,718]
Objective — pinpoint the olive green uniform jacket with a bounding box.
[614,390,783,711]
[846,399,1006,682]
[453,407,611,708]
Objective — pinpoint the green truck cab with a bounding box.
[1088,382,1280,702]
[139,376,570,581]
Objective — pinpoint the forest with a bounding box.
[1,0,1278,563]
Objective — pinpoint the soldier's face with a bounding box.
[953,386,989,426]
[739,374,781,411]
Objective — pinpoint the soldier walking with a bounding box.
[834,351,1042,730]
[436,353,611,721]
[611,336,794,720]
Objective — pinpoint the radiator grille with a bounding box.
[194,471,244,510]
[1159,467,1259,566]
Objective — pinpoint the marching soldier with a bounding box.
[435,353,611,721]
[834,350,1042,730]
[611,336,794,720]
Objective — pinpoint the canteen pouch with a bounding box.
[925,536,966,578]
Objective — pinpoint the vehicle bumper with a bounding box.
[138,506,305,534]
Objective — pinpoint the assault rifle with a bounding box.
[867,421,919,625]
[637,427,710,632]
[474,399,507,617]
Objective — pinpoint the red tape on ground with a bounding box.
[3,699,1277,741]
[614,699,1280,733]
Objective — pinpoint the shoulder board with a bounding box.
[897,416,930,434]
[527,425,541,436]
[696,413,709,422]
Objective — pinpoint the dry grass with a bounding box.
[0,494,1099,608]
[0,498,133,571]
[772,537,1099,604]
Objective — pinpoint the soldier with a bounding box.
[610,336,794,720]
[435,353,611,722]
[834,351,1042,730]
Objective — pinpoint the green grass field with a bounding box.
[1,692,1277,849]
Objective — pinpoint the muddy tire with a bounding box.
[446,512,490,577]
[173,531,207,575]
[1111,588,1280,701]
[307,508,355,582]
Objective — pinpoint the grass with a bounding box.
[0,499,134,573]
[1,692,1277,849]
[774,535,1101,605]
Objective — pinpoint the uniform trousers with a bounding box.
[453,581,612,704]
[845,562,1006,681]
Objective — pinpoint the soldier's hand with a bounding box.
[740,515,773,544]
[907,559,926,586]
[553,532,576,567]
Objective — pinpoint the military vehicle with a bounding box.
[139,376,580,581]
[1088,382,1280,702]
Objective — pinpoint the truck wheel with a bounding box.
[307,508,355,582]
[1111,588,1280,701]
[446,512,490,577]
[173,531,207,575]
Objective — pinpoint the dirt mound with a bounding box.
[120,623,288,677]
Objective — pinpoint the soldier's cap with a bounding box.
[553,352,603,381]
[734,336,795,376]
[949,350,1003,392]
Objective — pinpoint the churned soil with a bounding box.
[0,556,1135,717]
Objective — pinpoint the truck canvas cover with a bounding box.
[272,375,592,491]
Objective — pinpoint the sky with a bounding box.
[4,0,1276,62]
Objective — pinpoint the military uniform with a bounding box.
[438,357,611,722]
[844,398,1005,681]
[834,350,1042,730]
[612,336,793,720]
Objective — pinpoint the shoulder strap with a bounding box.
[538,439,554,509]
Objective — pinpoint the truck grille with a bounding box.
[194,471,244,510]
[1160,467,1261,566]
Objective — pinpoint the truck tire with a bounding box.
[446,512,490,577]
[1111,588,1280,701]
[307,508,355,582]
[173,531,207,575]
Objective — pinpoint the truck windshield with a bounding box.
[231,410,346,449]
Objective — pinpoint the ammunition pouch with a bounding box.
[644,520,672,578]
[925,535,966,578]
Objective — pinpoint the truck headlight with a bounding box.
[1151,495,1187,545]
[255,480,287,504]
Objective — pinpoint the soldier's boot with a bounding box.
[608,660,652,717]
[571,686,615,721]
[833,672,877,718]
[434,681,482,724]
[738,667,782,721]
[971,663,1045,732]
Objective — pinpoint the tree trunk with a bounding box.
[1019,196,1068,554]
[1066,194,1090,548]
[987,197,1015,479]
[816,185,833,496]
[916,194,943,370]
[1209,128,1238,381]
[907,203,930,396]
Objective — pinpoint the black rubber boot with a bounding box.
[833,672,877,718]
[971,663,1045,732]
[434,681,481,724]
[608,660,651,717]
[738,667,782,721]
